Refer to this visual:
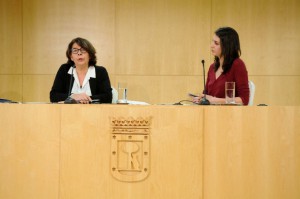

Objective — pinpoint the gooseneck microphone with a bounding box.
[64,66,78,104]
[68,66,75,96]
[199,60,210,105]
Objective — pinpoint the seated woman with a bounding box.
[50,37,112,104]
[193,27,249,105]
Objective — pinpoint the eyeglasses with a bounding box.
[71,48,87,54]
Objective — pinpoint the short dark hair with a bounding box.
[66,37,97,66]
[214,27,241,73]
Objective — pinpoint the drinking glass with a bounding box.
[225,82,235,104]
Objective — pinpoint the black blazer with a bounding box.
[50,63,112,103]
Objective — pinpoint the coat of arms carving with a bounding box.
[110,117,151,182]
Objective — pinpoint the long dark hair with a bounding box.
[214,27,241,73]
[66,37,97,66]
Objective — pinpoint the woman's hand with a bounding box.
[193,94,243,105]
[70,93,92,104]
[192,94,205,104]
[192,94,223,104]
[203,95,215,103]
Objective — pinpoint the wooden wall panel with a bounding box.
[60,105,203,199]
[211,0,300,76]
[204,106,300,199]
[112,76,203,104]
[1,0,300,105]
[0,0,22,74]
[112,75,300,106]
[23,0,115,75]
[250,76,300,106]
[115,0,211,75]
[23,75,55,102]
[0,104,60,199]
[0,75,22,101]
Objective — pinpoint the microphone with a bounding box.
[199,60,210,105]
[64,66,78,104]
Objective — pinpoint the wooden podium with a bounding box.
[0,104,299,199]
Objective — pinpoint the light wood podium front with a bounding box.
[0,104,299,199]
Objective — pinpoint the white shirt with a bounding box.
[68,66,96,96]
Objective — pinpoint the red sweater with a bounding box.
[205,58,249,105]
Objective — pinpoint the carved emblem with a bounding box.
[110,117,151,182]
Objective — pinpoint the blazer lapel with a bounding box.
[89,78,96,95]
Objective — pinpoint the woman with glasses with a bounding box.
[50,37,112,104]
[193,27,249,105]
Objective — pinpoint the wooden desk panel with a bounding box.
[0,104,299,199]
[0,104,60,199]
[204,106,300,199]
[59,105,203,199]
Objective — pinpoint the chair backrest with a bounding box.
[248,80,255,106]
[111,87,118,104]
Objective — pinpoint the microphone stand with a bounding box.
[64,66,78,104]
[199,60,210,105]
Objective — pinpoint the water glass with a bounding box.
[117,82,128,104]
[225,82,235,104]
